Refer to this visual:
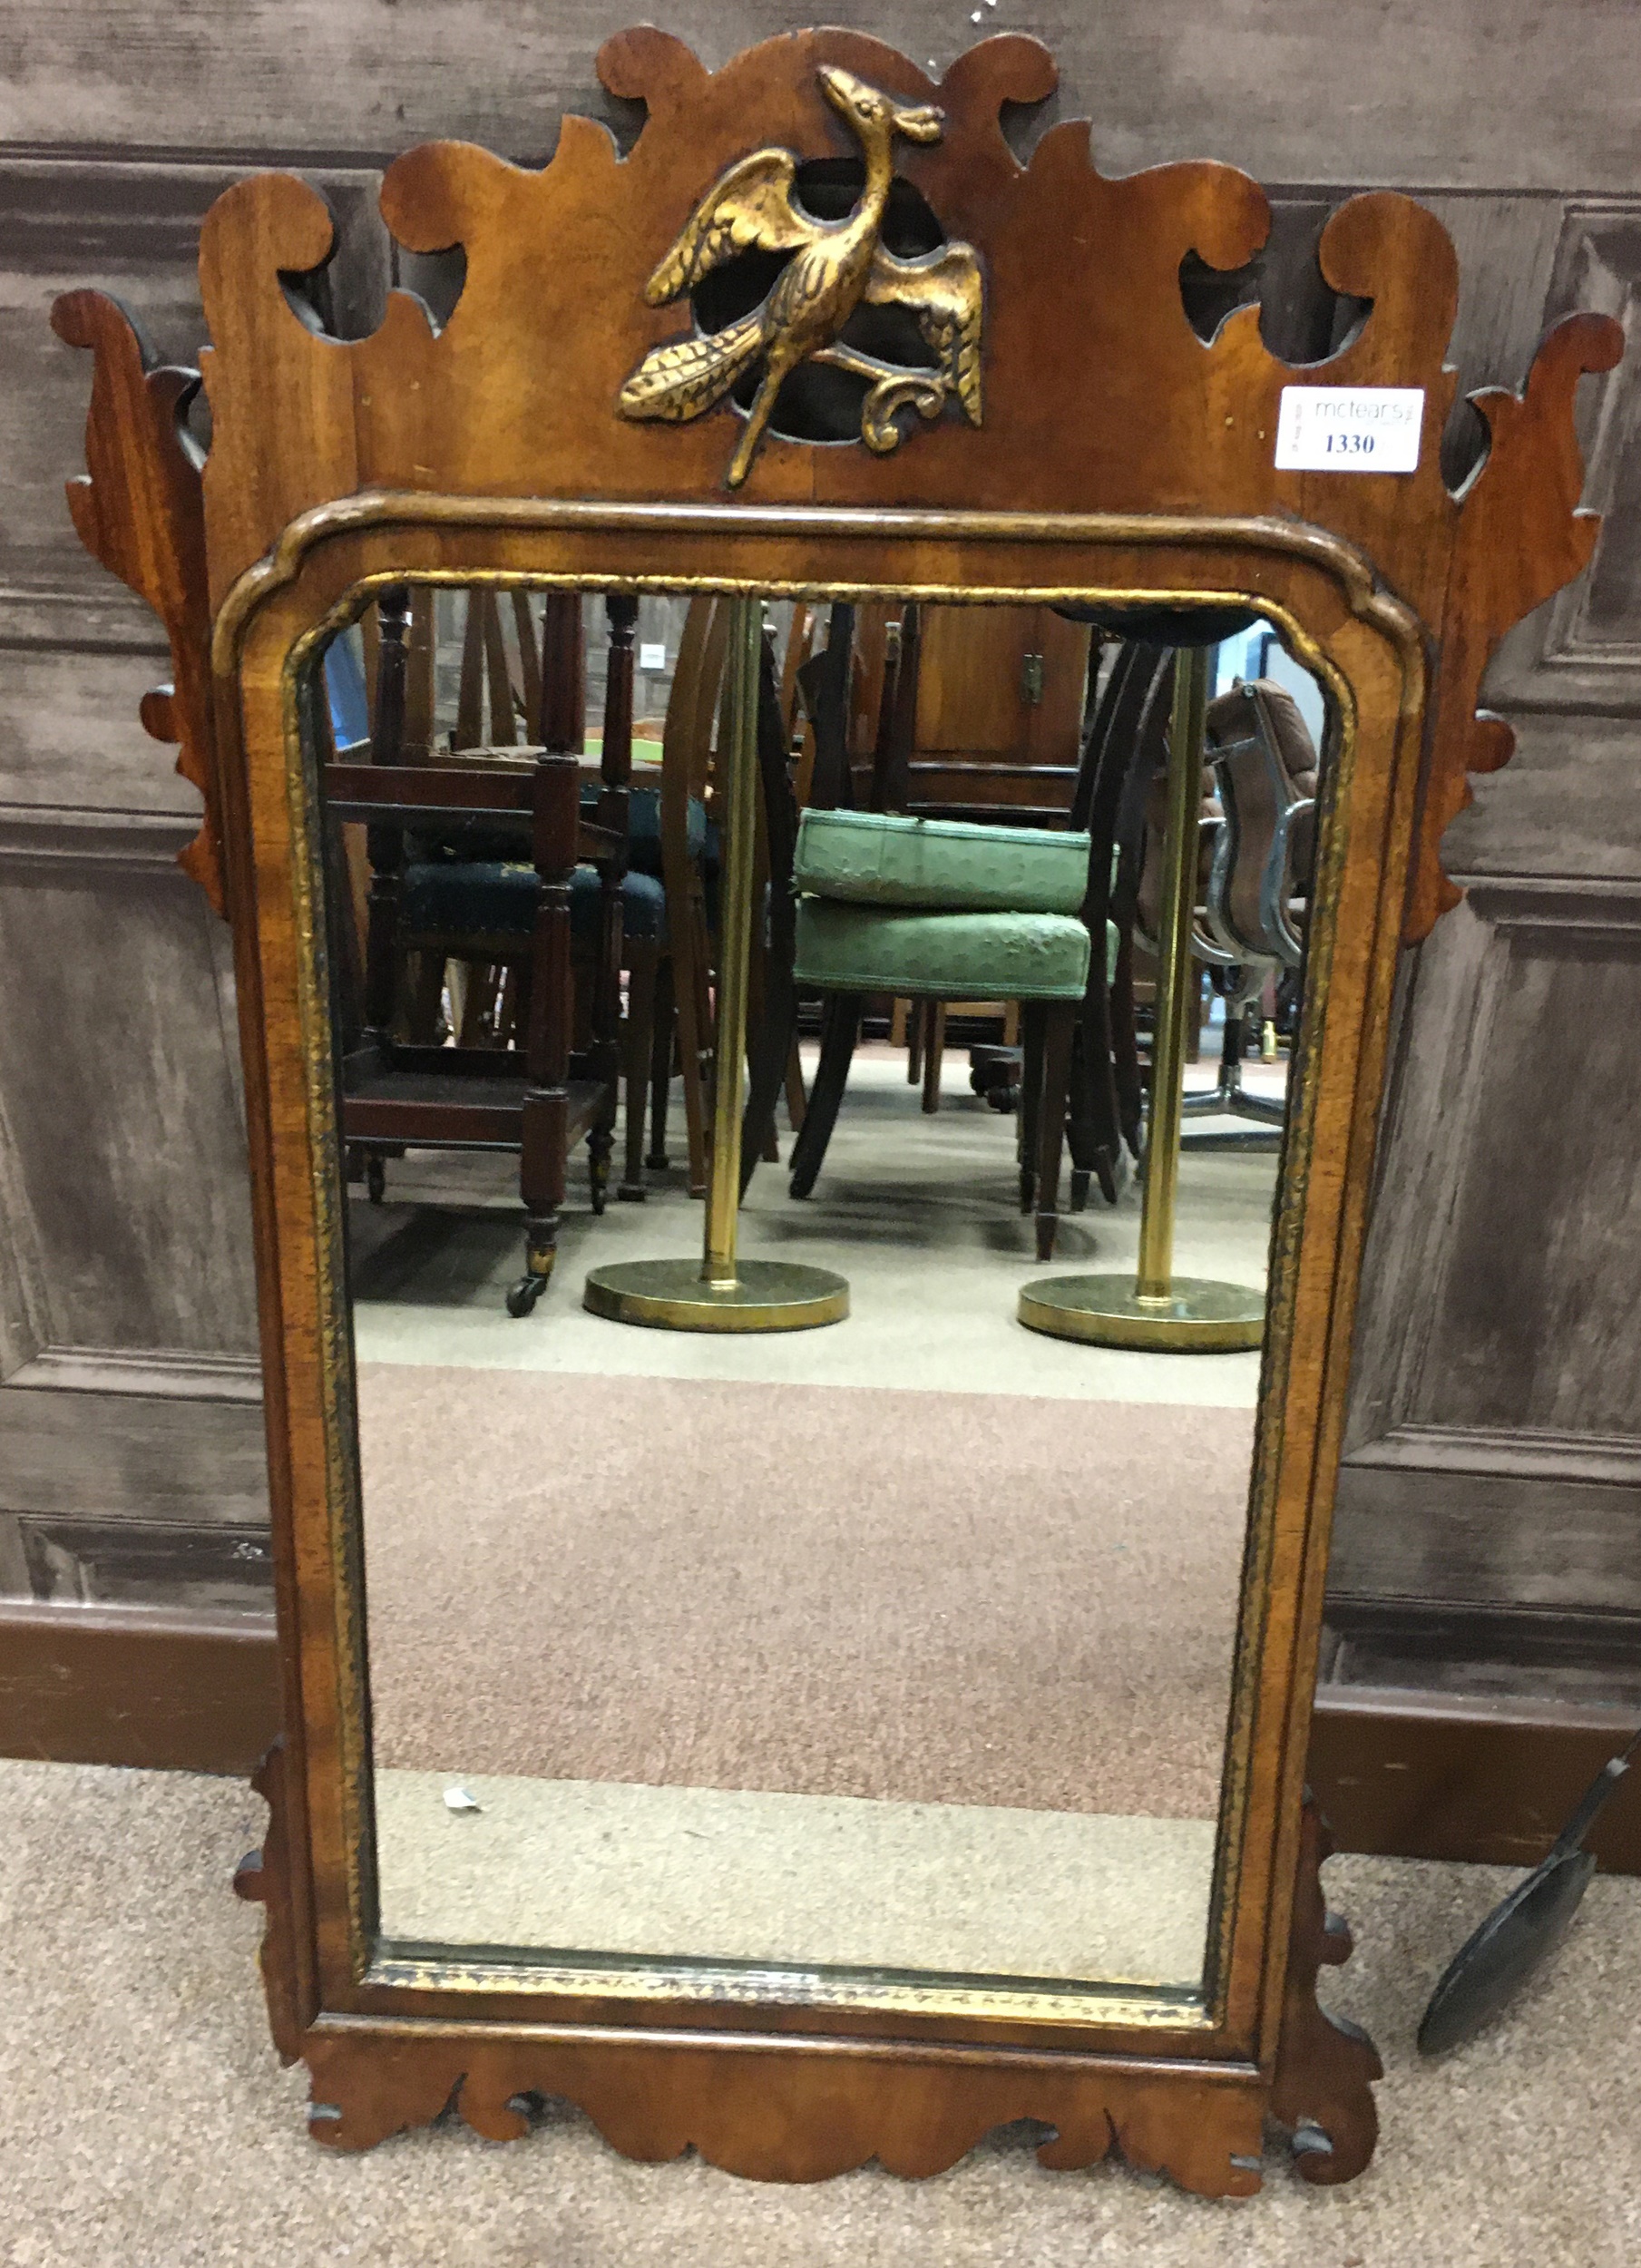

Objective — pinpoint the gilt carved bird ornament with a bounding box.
[619,64,984,487]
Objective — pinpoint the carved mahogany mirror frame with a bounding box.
[57,23,1617,2197]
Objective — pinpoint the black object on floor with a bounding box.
[1418,1727,1641,2056]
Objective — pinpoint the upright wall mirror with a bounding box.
[55,23,1614,2199]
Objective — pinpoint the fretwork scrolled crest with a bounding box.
[165,27,1620,947]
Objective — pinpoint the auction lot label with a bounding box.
[1274,386,1425,474]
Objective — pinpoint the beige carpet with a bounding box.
[373,1772,1218,1984]
[357,1367,1251,1818]
[5,1757,1641,2264]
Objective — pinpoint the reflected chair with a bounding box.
[849,601,1089,1111]
[1058,611,1262,1195]
[326,586,627,1313]
[749,601,1091,1260]
[1181,675,1321,1136]
[1203,678,1319,965]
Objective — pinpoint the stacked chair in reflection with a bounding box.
[1190,675,1320,1131]
[845,602,1091,1116]
[324,586,674,1314]
[1069,639,1321,1194]
[743,600,1094,1262]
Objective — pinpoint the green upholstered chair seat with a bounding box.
[794,808,1090,914]
[793,900,1090,1001]
[400,860,667,946]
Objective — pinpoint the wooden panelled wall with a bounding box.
[2,2,1638,1739]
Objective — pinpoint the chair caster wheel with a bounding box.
[366,1157,386,1204]
[645,1150,669,1171]
[506,1274,548,1317]
[617,1182,647,1203]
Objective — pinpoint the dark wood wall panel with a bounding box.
[9,3,1640,190]
[0,840,256,1354]
[1333,191,1641,1701]
[2,0,1638,1735]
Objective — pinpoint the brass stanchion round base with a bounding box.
[583,1257,849,1334]
[1018,1273,1265,1351]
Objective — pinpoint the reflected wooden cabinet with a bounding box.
[54,24,1616,2198]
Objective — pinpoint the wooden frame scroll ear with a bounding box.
[1407,309,1623,943]
[51,288,226,918]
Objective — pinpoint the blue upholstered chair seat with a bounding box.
[400,859,667,946]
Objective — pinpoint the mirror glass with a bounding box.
[304,580,1330,2001]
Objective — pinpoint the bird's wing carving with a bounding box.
[864,242,984,425]
[645,148,811,307]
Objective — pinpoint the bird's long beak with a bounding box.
[890,102,945,144]
[817,64,860,114]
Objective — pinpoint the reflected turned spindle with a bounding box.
[582,597,848,1331]
[360,584,412,1064]
[1019,645,1266,1351]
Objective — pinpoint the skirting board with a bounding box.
[0,1600,279,1774]
[1,1603,1636,1877]
[1307,1685,1641,1872]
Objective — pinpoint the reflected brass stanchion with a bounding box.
[1018,646,1265,1352]
[584,598,848,1332]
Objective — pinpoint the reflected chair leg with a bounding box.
[787,992,860,1199]
[1035,1001,1075,1262]
[405,951,446,1043]
[1019,1001,1044,1215]
[744,864,779,1168]
[1070,981,1122,1207]
[620,939,657,1200]
[1065,1029,1096,1213]
[921,1000,946,1114]
[664,880,710,1196]
[1110,928,1144,1160]
[585,851,623,1218]
[589,1112,614,1217]
[509,754,575,1315]
[511,1089,564,1315]
[784,1035,806,1133]
[739,948,798,1197]
[685,897,716,1195]
[647,953,674,1170]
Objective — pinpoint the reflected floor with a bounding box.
[358,1367,1252,1818]
[354,1033,1279,1989]
[348,1041,1283,1406]
[376,1770,1216,1988]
